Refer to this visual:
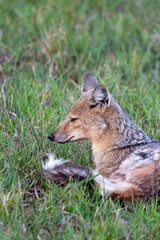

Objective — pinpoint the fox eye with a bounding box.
[70,118,78,122]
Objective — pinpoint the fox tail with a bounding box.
[42,153,91,184]
[42,153,138,200]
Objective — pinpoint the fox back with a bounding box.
[44,72,160,201]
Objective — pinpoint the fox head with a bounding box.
[48,72,113,144]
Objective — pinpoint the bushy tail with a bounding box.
[42,153,91,184]
[42,153,139,201]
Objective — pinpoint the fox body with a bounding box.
[43,72,160,201]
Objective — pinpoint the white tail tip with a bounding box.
[41,153,70,170]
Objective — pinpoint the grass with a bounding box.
[0,0,160,239]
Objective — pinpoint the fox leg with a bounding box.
[92,170,138,200]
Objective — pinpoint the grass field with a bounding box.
[0,0,160,239]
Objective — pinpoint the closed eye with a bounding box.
[70,117,78,122]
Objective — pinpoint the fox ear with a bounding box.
[81,72,98,93]
[88,85,110,107]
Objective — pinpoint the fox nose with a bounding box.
[48,133,55,141]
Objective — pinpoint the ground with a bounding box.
[0,0,160,239]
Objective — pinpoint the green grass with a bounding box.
[0,0,160,239]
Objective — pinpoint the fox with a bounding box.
[42,72,160,201]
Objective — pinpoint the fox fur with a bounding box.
[43,72,160,201]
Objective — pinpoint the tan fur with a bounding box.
[46,72,160,201]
